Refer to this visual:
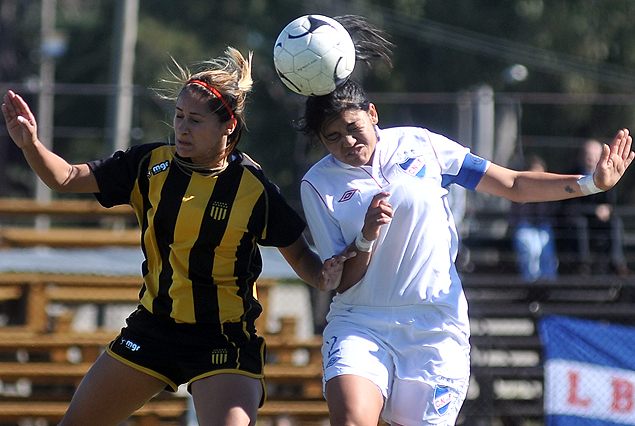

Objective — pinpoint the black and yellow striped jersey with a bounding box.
[89,143,305,325]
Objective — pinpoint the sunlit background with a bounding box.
[1,1,635,425]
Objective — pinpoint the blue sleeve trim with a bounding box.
[442,153,489,190]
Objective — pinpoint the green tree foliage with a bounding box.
[3,0,635,203]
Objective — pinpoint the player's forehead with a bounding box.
[175,89,211,115]
[322,109,368,132]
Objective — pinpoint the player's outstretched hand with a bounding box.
[2,90,38,150]
[594,128,634,190]
[317,249,357,292]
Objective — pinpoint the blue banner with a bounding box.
[538,315,635,426]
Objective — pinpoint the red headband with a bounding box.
[189,79,235,119]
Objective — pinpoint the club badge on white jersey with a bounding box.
[433,385,454,416]
[398,156,427,178]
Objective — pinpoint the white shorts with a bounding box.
[322,305,470,426]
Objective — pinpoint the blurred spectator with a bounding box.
[509,155,559,281]
[559,139,629,275]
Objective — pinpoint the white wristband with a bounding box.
[355,231,374,252]
[577,175,604,195]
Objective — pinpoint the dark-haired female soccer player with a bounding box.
[298,35,633,425]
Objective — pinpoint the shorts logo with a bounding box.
[121,338,141,352]
[324,336,341,369]
[338,189,358,203]
[211,349,228,365]
[399,157,426,178]
[147,160,170,178]
[210,201,228,220]
[433,385,454,415]
[325,355,341,369]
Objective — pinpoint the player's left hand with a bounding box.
[317,249,357,292]
[594,128,634,190]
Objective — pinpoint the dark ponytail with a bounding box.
[335,15,394,70]
[295,16,393,144]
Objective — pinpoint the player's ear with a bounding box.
[224,118,237,135]
[368,103,379,125]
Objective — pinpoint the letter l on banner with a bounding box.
[538,315,635,426]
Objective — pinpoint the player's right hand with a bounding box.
[362,191,393,242]
[2,90,39,150]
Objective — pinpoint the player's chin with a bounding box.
[175,142,193,157]
[344,153,369,167]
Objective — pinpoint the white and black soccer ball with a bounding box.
[273,15,356,96]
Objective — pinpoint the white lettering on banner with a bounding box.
[544,359,635,424]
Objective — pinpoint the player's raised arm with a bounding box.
[476,129,633,203]
[2,90,98,193]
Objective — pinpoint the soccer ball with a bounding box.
[273,15,356,96]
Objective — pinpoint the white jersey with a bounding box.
[301,126,489,334]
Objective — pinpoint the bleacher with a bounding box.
[457,201,635,425]
[1,197,635,426]
[0,198,329,426]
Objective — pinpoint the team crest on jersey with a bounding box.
[211,349,228,365]
[398,157,426,178]
[433,385,454,415]
[338,189,358,203]
[147,160,170,178]
[210,201,228,220]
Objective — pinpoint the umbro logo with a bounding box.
[338,189,358,202]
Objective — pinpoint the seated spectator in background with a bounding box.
[559,139,629,275]
[510,155,559,281]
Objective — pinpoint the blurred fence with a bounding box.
[460,274,635,426]
[454,198,635,426]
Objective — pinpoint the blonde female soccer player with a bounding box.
[2,47,350,426]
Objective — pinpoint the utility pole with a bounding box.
[36,0,57,228]
[111,0,139,153]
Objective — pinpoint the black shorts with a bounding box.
[107,307,266,397]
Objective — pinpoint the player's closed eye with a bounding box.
[324,133,343,144]
[175,115,200,124]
